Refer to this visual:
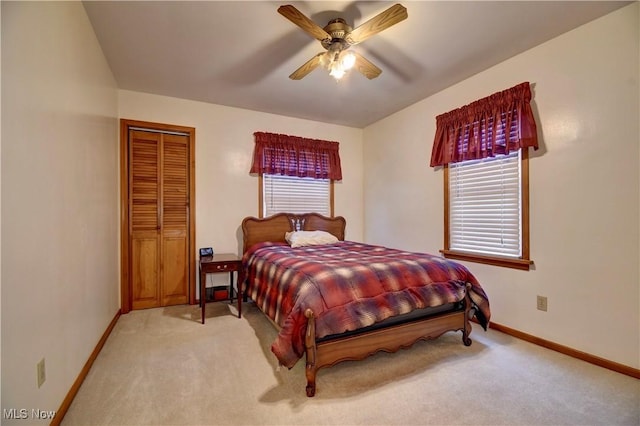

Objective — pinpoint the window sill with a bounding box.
[440,250,533,271]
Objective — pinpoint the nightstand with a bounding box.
[199,253,243,323]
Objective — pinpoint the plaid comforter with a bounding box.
[243,241,491,368]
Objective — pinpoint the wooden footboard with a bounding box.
[303,284,474,397]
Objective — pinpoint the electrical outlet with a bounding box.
[37,358,46,388]
[537,295,548,312]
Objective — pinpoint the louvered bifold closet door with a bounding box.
[129,130,190,309]
[160,133,190,306]
[130,130,162,309]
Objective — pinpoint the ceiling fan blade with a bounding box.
[278,5,331,42]
[352,52,382,79]
[289,52,325,80]
[346,4,408,45]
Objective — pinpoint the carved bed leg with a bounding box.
[304,309,317,397]
[462,283,473,347]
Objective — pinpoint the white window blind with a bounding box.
[449,150,521,258]
[263,174,330,217]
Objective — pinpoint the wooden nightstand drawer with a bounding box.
[210,262,239,272]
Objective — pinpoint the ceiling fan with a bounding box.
[278,3,408,81]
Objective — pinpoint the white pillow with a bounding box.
[285,230,339,248]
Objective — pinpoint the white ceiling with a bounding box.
[83,1,630,128]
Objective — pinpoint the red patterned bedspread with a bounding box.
[243,241,491,368]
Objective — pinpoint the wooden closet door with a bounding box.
[130,130,161,309]
[160,133,189,306]
[129,129,189,309]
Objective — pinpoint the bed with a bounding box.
[240,212,491,397]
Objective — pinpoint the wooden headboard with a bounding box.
[241,213,346,253]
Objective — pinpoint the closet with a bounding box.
[120,120,196,312]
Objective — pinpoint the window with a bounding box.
[250,132,342,218]
[443,150,532,269]
[448,151,521,257]
[431,82,538,270]
[262,174,331,217]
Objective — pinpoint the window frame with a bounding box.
[442,148,532,270]
[258,174,335,218]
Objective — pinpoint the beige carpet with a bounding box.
[62,303,639,425]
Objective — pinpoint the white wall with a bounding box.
[1,1,119,421]
[118,91,364,288]
[364,3,639,369]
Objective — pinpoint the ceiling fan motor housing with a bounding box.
[321,18,353,50]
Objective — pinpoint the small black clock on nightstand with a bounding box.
[199,247,214,257]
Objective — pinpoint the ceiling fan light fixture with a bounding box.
[324,49,356,81]
[329,66,346,80]
[340,51,356,70]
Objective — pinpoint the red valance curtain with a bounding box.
[250,132,343,181]
[430,82,538,167]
